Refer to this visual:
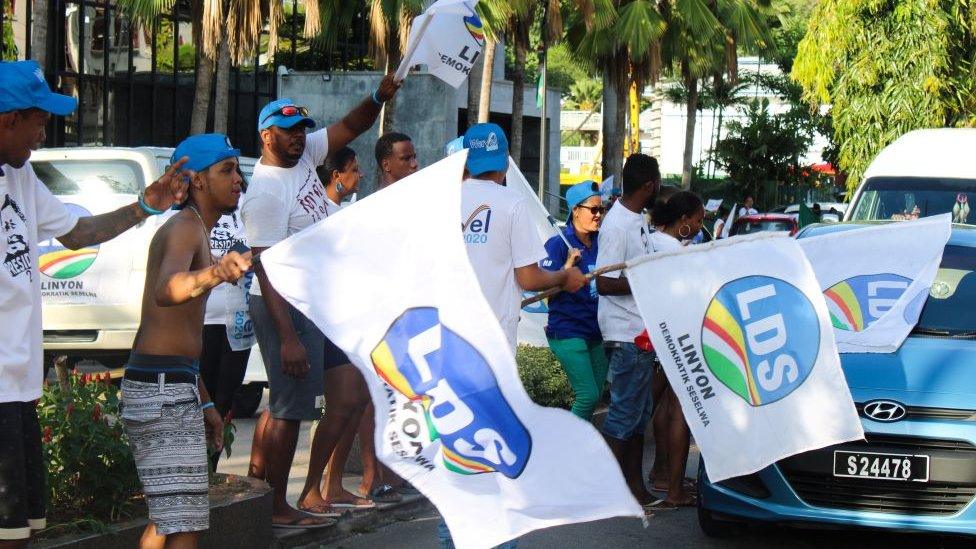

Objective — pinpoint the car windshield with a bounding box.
[734,220,794,235]
[850,177,974,224]
[916,245,976,334]
[33,159,143,195]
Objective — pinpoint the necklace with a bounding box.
[187,204,216,266]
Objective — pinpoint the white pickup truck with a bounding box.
[34,147,267,416]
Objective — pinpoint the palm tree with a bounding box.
[117,0,285,134]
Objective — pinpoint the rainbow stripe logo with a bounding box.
[38,204,99,279]
[701,276,820,406]
[824,274,911,332]
[370,307,532,478]
[463,13,485,46]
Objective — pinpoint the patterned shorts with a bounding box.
[121,377,209,535]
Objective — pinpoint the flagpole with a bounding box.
[521,262,627,307]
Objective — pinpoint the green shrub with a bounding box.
[37,372,141,525]
[516,345,574,409]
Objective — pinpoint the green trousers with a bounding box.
[548,337,609,420]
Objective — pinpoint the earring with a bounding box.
[336,181,344,194]
[679,224,692,238]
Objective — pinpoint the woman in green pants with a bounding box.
[540,181,608,419]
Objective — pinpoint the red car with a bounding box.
[730,213,799,236]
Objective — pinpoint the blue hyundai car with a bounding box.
[698,222,976,538]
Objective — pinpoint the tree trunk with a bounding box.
[30,0,48,68]
[466,49,484,129]
[714,105,725,177]
[510,38,527,166]
[681,77,699,189]
[190,53,215,134]
[213,30,231,134]
[614,77,627,182]
[600,69,627,187]
[477,40,496,123]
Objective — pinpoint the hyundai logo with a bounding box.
[863,400,908,422]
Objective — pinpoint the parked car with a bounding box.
[847,129,976,224]
[35,147,267,416]
[783,203,848,222]
[698,221,976,539]
[730,213,799,236]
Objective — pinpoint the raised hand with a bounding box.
[143,156,192,211]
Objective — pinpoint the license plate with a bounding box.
[833,450,930,482]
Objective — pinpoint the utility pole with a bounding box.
[537,0,549,209]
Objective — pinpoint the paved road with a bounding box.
[221,391,970,549]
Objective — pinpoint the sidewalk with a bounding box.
[220,394,698,548]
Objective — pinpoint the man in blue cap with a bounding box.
[459,122,588,350]
[242,75,402,527]
[122,133,251,547]
[0,60,191,547]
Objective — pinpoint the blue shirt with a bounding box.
[540,225,601,341]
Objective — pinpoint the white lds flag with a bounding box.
[399,0,485,87]
[627,233,864,482]
[260,152,642,549]
[797,214,951,353]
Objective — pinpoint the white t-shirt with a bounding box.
[242,129,329,296]
[1,163,78,402]
[713,218,725,238]
[204,212,247,325]
[595,200,652,343]
[738,206,758,217]
[461,179,545,349]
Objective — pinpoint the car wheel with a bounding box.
[232,383,264,419]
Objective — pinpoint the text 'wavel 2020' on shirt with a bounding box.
[461,178,546,349]
[241,128,329,297]
[0,163,78,402]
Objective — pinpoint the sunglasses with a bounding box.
[261,105,309,125]
[576,204,606,215]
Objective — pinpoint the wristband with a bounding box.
[138,190,166,216]
[200,401,216,411]
[371,89,384,106]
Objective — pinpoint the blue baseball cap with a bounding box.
[0,60,77,115]
[566,180,601,211]
[171,133,240,173]
[462,123,508,175]
[444,136,465,157]
[258,98,316,131]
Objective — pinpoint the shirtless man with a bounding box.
[121,134,251,549]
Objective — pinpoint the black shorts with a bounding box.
[323,335,351,371]
[0,401,47,541]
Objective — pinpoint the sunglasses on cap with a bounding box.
[576,204,606,215]
[260,105,310,125]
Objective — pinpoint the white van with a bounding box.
[846,129,976,223]
[35,147,267,415]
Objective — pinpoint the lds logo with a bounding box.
[39,203,99,279]
[463,12,485,46]
[824,273,911,332]
[370,307,532,478]
[701,276,820,406]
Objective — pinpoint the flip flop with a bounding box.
[272,515,335,530]
[297,503,342,518]
[366,484,403,504]
[328,500,376,509]
[645,499,680,511]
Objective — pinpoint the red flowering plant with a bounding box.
[37,370,141,526]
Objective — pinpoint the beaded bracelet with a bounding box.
[200,401,216,411]
[371,89,384,106]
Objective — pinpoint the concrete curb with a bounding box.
[273,494,434,548]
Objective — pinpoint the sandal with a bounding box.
[365,484,402,504]
[297,502,342,518]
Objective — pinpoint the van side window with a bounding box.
[32,160,144,196]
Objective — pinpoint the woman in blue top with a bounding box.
[541,181,607,419]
